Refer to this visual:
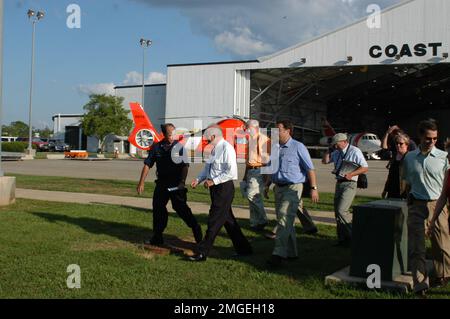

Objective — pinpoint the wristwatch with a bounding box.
[311,186,318,190]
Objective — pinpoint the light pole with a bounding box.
[26,9,44,155]
[139,38,152,108]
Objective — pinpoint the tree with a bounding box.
[81,94,132,153]
[36,126,53,138]
[3,121,30,137]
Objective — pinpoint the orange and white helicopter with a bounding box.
[128,102,248,158]
[319,118,382,159]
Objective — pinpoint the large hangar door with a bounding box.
[234,70,251,119]
[250,64,450,147]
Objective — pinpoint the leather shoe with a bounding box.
[145,235,164,246]
[188,253,207,262]
[192,225,203,243]
[431,277,449,288]
[266,255,286,267]
[414,282,429,297]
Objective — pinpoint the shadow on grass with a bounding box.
[31,211,199,256]
[30,209,350,287]
[211,226,351,282]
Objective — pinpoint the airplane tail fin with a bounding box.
[321,117,336,137]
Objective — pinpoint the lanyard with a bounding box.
[336,147,350,176]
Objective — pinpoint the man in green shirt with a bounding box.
[403,119,450,295]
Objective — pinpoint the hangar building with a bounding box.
[164,0,450,145]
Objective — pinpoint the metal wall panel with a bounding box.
[166,63,256,130]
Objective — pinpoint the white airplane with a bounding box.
[319,118,382,160]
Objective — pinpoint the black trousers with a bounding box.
[152,182,199,235]
[197,181,252,256]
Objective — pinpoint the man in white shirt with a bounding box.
[189,125,253,261]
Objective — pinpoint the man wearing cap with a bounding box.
[322,133,369,246]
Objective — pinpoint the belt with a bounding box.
[409,194,435,203]
[275,183,294,187]
[336,179,356,184]
[247,165,263,170]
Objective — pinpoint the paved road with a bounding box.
[4,158,389,197]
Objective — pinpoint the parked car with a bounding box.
[33,138,49,151]
[48,140,70,152]
[16,137,50,151]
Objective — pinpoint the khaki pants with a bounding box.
[271,200,317,234]
[297,202,317,232]
[246,169,268,227]
[273,184,302,258]
[334,181,357,242]
[408,200,450,291]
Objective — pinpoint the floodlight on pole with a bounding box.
[140,38,152,109]
[37,11,45,20]
[26,8,44,155]
[27,9,35,18]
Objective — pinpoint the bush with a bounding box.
[1,142,28,153]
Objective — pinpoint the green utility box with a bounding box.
[350,199,408,281]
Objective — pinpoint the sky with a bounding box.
[2,0,402,129]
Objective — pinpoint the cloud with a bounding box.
[123,71,167,85]
[214,27,275,56]
[78,71,167,97]
[147,72,167,84]
[132,0,402,58]
[77,83,116,96]
[123,71,142,85]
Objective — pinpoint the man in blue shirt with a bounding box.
[265,120,319,267]
[322,133,369,246]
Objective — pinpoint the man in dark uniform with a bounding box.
[137,123,203,246]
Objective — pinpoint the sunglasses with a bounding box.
[396,142,405,146]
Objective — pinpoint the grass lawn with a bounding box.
[0,199,448,299]
[9,174,378,212]
[34,152,48,159]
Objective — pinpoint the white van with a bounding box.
[1,136,18,142]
